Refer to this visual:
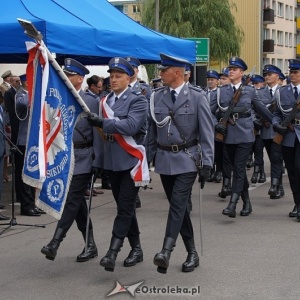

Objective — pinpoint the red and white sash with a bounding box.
[101,96,150,187]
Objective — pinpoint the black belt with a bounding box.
[229,111,251,120]
[157,139,198,153]
[291,118,300,125]
[73,141,93,149]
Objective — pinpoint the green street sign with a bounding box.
[188,38,209,63]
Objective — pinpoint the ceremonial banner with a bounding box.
[23,42,84,219]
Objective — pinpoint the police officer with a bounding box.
[149,53,214,273]
[261,65,285,199]
[126,57,151,208]
[87,57,149,272]
[206,70,222,183]
[152,77,163,89]
[15,74,44,216]
[211,57,273,218]
[219,67,231,86]
[250,74,266,184]
[41,58,102,261]
[216,68,232,198]
[273,59,300,220]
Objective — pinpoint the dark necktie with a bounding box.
[294,87,298,100]
[171,90,176,103]
[269,89,273,98]
[233,86,236,93]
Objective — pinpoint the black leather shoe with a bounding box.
[153,237,175,274]
[21,209,41,216]
[289,206,297,218]
[213,172,222,183]
[0,204,6,209]
[101,182,112,190]
[258,172,266,183]
[0,213,9,221]
[182,239,199,272]
[77,230,98,262]
[124,246,143,267]
[34,207,46,214]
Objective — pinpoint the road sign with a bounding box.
[188,38,209,63]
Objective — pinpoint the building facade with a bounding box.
[108,0,142,23]
[231,0,297,75]
[109,0,298,75]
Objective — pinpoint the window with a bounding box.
[277,59,283,70]
[132,5,140,13]
[263,58,270,66]
[272,0,276,11]
[264,0,271,8]
[271,58,276,65]
[289,33,292,47]
[285,32,288,46]
[285,5,289,19]
[277,31,283,45]
[123,5,128,14]
[272,29,276,41]
[264,28,270,39]
[277,2,284,17]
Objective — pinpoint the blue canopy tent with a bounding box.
[0,0,196,65]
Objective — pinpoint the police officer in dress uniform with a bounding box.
[273,59,300,220]
[259,65,285,199]
[126,57,151,208]
[250,74,267,184]
[41,58,102,261]
[87,57,148,272]
[216,67,232,198]
[15,74,45,216]
[149,53,214,273]
[206,70,222,183]
[211,57,273,218]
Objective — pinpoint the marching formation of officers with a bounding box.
[1,52,300,275]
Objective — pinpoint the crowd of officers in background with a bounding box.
[0,55,300,275]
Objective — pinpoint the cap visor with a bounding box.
[108,67,128,74]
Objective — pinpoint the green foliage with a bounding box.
[141,0,244,63]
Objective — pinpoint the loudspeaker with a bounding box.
[190,65,207,88]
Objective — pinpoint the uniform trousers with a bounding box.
[160,172,197,241]
[253,135,264,169]
[109,169,140,240]
[57,172,93,233]
[222,144,232,180]
[15,145,35,211]
[281,139,300,195]
[262,139,283,180]
[223,142,253,194]
[214,141,223,172]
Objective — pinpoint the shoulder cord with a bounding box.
[216,87,227,112]
[14,91,29,121]
[275,89,292,115]
[149,91,171,128]
[169,111,201,169]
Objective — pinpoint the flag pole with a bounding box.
[17,18,91,115]
[18,18,105,139]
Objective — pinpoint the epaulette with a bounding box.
[189,85,203,92]
[132,90,142,95]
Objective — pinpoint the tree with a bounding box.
[141,0,244,63]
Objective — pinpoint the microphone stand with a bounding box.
[0,129,45,235]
